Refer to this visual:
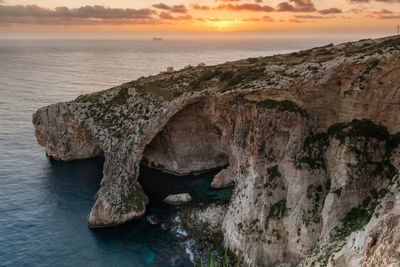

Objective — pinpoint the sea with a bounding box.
[0,36,376,266]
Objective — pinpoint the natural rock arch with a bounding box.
[32,36,400,267]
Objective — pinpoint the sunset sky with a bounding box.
[1,0,400,38]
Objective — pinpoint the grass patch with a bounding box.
[222,67,265,88]
[190,69,222,90]
[230,96,308,118]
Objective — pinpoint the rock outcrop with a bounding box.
[33,102,103,161]
[177,202,230,258]
[33,36,400,266]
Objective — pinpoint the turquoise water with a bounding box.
[0,38,354,266]
[139,166,233,216]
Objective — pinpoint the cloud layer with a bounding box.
[0,5,159,24]
[152,3,187,13]
[0,0,398,27]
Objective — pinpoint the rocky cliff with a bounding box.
[33,36,400,266]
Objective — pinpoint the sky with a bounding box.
[0,0,399,38]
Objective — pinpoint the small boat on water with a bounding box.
[152,37,163,41]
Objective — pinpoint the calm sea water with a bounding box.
[0,37,355,266]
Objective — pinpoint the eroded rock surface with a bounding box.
[33,102,103,161]
[33,36,400,266]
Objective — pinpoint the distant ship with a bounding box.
[152,37,163,41]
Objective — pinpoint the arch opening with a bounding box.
[141,102,230,177]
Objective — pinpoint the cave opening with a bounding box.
[138,166,232,212]
[141,102,230,176]
[138,102,233,215]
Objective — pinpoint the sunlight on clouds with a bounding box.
[205,17,243,31]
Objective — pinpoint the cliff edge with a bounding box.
[33,36,400,266]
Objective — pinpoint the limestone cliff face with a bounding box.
[33,102,103,161]
[33,36,400,266]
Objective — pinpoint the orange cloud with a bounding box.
[295,15,330,19]
[191,4,210,10]
[276,0,316,12]
[159,11,192,20]
[215,3,274,12]
[371,8,393,14]
[348,0,400,3]
[242,16,274,22]
[319,8,342,14]
[152,3,187,13]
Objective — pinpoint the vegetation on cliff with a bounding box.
[231,95,308,117]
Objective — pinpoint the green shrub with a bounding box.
[247,57,259,64]
[257,99,308,118]
[115,87,129,105]
[387,133,400,152]
[220,71,235,81]
[334,207,370,242]
[265,198,288,230]
[295,132,328,170]
[267,165,281,181]
[328,119,390,141]
[193,250,239,267]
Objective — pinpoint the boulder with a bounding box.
[161,223,169,230]
[164,193,192,205]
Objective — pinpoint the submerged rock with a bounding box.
[146,215,159,225]
[164,193,192,205]
[161,223,169,231]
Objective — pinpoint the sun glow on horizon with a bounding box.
[204,18,243,31]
